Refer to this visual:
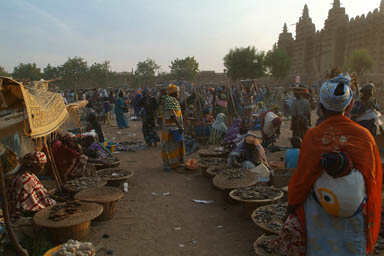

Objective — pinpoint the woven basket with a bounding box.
[198,158,227,171]
[74,186,124,221]
[94,157,120,170]
[229,188,284,218]
[251,204,285,235]
[63,177,107,194]
[198,149,228,159]
[34,202,103,243]
[253,234,279,256]
[271,168,295,188]
[96,168,134,187]
[205,166,223,179]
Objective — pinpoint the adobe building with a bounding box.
[277,0,384,84]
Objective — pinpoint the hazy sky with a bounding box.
[1,0,380,73]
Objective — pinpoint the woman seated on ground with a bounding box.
[209,113,227,145]
[86,112,104,143]
[227,133,268,169]
[52,133,108,182]
[82,135,111,159]
[7,152,55,221]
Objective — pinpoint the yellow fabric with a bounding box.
[20,83,68,138]
[168,84,179,94]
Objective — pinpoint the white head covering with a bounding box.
[212,113,227,133]
[320,74,353,112]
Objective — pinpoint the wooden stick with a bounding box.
[194,88,205,137]
[45,139,63,192]
[0,162,29,256]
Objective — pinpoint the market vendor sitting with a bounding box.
[227,133,269,169]
[52,133,109,182]
[261,110,282,147]
[82,135,111,159]
[7,152,55,221]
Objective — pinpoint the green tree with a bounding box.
[0,66,10,77]
[169,56,199,81]
[157,71,174,84]
[43,64,61,80]
[265,44,291,80]
[345,49,374,78]
[89,61,117,88]
[134,58,160,87]
[60,57,89,89]
[223,46,265,81]
[13,63,42,81]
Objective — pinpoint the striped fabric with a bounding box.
[7,172,55,221]
[161,109,186,169]
[209,128,225,145]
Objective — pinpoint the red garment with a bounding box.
[52,140,81,181]
[288,115,382,254]
[7,172,55,221]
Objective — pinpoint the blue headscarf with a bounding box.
[320,74,353,112]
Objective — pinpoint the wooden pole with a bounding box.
[194,87,205,137]
[45,139,63,192]
[0,161,29,256]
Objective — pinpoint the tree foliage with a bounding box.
[134,58,160,87]
[223,46,265,80]
[345,49,374,78]
[169,56,199,81]
[0,66,10,77]
[43,64,61,80]
[88,61,117,88]
[265,44,291,80]
[60,57,89,88]
[13,63,42,81]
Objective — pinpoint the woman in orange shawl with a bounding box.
[288,74,382,255]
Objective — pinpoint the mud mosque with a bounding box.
[277,0,384,84]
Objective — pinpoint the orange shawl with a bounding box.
[288,115,382,254]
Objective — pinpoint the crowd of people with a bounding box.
[2,71,384,256]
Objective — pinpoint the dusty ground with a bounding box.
[84,116,299,256]
[4,114,306,256]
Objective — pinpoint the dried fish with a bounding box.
[233,185,281,200]
[223,168,244,180]
[254,203,288,233]
[97,169,129,179]
[64,177,102,191]
[49,201,81,222]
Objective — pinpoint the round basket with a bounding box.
[34,202,103,243]
[96,168,134,187]
[43,244,63,256]
[94,157,120,170]
[198,149,228,159]
[74,186,124,221]
[40,180,57,196]
[229,188,284,218]
[63,177,107,194]
[198,158,227,171]
[271,168,295,188]
[253,234,279,256]
[213,169,259,203]
[251,204,287,235]
[205,166,223,179]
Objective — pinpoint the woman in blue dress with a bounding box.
[114,90,129,128]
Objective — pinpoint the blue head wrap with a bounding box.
[320,74,353,112]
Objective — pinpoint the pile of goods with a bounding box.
[54,240,95,256]
[232,185,282,200]
[117,141,146,151]
[253,203,287,233]
[49,201,81,221]
[97,169,129,179]
[64,177,103,192]
[199,158,226,167]
[223,168,244,180]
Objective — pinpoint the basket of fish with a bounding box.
[94,157,120,170]
[198,146,229,159]
[253,234,279,256]
[44,239,98,256]
[251,202,288,235]
[63,177,107,194]
[198,157,227,171]
[205,166,224,179]
[213,168,259,203]
[229,185,284,217]
[96,168,134,187]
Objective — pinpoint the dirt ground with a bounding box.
[83,116,298,256]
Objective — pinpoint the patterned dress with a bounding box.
[7,172,55,221]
